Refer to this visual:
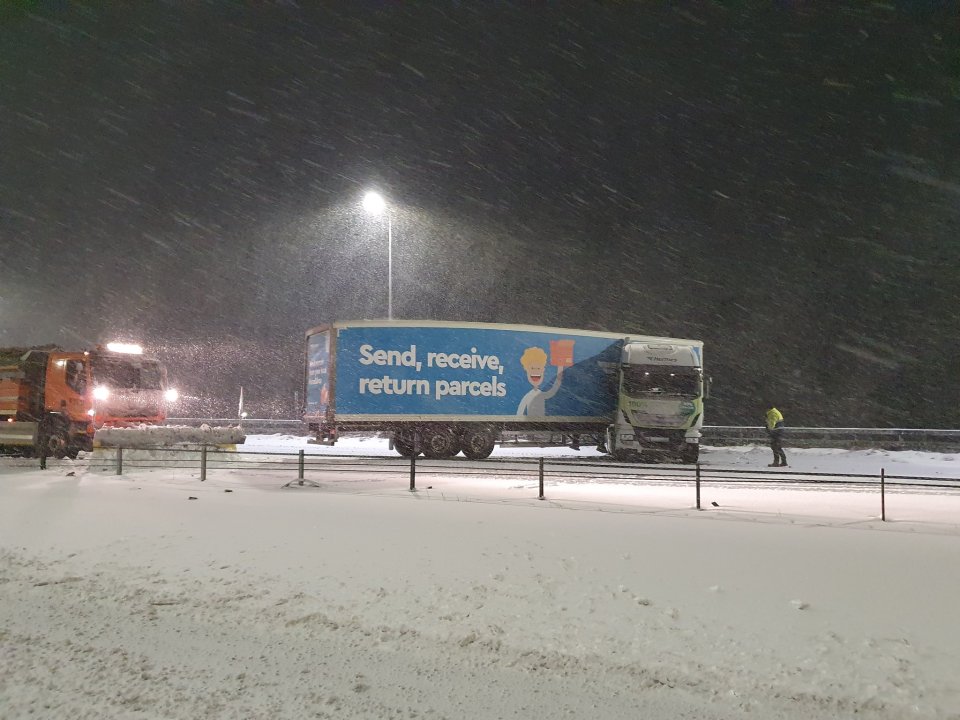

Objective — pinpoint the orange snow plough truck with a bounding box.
[0,344,177,458]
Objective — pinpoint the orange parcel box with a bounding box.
[549,339,575,367]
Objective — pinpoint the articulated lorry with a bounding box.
[0,343,179,458]
[304,320,708,462]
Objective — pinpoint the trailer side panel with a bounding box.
[326,324,622,424]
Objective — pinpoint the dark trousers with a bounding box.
[769,431,787,465]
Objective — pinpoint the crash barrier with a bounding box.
[166,420,960,450]
[30,446,960,525]
[704,426,960,450]
[167,418,308,435]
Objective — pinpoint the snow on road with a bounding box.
[1,438,959,719]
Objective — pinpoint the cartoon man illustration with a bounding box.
[517,346,564,416]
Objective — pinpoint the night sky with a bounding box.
[2,1,958,425]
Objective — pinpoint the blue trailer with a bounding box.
[304,320,707,461]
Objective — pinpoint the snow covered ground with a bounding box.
[2,436,959,719]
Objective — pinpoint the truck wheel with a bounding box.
[392,432,420,458]
[680,444,699,464]
[461,426,496,460]
[423,427,460,459]
[40,419,70,459]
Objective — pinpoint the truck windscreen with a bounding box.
[622,366,700,397]
[93,358,163,390]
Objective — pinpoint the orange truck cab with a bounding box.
[0,345,174,458]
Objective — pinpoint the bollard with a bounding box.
[409,455,416,492]
[200,445,207,482]
[298,449,305,486]
[695,462,701,510]
[538,457,545,500]
[116,446,123,476]
[881,467,886,522]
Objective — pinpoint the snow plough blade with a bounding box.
[94,424,246,449]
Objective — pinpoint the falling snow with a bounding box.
[1,6,957,418]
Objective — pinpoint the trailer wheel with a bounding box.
[40,418,70,459]
[461,430,495,460]
[392,432,420,458]
[422,427,460,459]
[611,449,639,463]
[680,443,699,464]
[461,426,496,460]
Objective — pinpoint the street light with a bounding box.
[362,191,393,320]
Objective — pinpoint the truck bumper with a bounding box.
[615,428,696,453]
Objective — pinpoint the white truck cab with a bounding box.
[607,341,706,462]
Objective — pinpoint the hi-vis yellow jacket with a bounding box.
[766,407,784,431]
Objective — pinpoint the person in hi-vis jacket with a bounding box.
[765,403,788,467]
[517,347,564,416]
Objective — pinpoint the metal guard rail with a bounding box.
[26,447,959,525]
[166,419,960,448]
[703,426,960,448]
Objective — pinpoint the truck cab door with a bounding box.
[45,355,90,421]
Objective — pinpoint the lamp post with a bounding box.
[362,191,392,320]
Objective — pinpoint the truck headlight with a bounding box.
[93,386,110,400]
[164,388,180,402]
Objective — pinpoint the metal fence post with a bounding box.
[881,467,886,522]
[116,446,123,476]
[696,462,701,510]
[200,445,207,482]
[409,455,416,491]
[298,449,305,486]
[538,457,545,500]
